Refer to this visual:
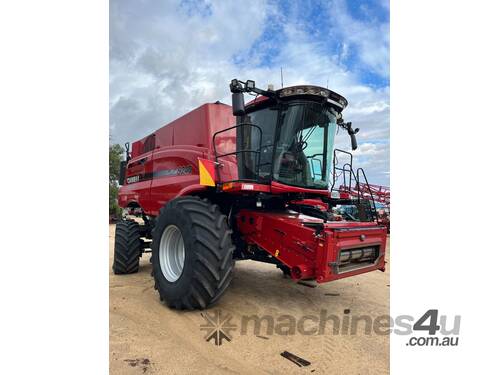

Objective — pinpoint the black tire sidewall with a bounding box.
[152,203,198,301]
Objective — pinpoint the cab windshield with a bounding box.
[274,101,336,189]
[239,100,337,190]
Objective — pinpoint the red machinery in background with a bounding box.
[343,182,390,207]
[340,182,390,233]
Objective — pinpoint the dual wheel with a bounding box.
[112,197,235,310]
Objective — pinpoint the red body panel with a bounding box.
[290,198,329,210]
[119,103,237,215]
[270,181,330,196]
[118,150,155,211]
[236,210,386,282]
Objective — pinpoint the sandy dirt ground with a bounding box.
[109,224,389,374]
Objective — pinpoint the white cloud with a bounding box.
[110,0,389,185]
[329,0,390,78]
[356,142,386,157]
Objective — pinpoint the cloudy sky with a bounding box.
[110,0,389,185]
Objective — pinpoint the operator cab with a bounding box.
[223,79,358,192]
[239,94,337,190]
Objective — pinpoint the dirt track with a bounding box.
[109,224,389,374]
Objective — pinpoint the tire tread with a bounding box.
[152,196,235,310]
[112,221,142,274]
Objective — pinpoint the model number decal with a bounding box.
[156,166,192,177]
[126,166,193,184]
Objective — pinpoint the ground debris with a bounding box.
[324,293,340,296]
[124,358,152,373]
[280,351,311,367]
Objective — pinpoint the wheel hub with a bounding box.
[159,225,185,282]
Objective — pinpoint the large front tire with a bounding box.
[152,197,235,310]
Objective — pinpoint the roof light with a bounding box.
[278,85,348,109]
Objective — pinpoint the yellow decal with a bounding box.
[198,159,215,187]
[275,250,280,257]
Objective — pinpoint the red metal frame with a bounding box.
[237,209,386,282]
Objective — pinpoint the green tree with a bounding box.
[109,144,124,217]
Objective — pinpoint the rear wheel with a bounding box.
[152,196,235,310]
[113,221,142,274]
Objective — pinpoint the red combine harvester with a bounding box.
[114,79,387,310]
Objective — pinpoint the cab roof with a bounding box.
[245,85,348,112]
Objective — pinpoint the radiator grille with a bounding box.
[336,246,380,274]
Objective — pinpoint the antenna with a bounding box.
[326,79,329,89]
[280,67,284,88]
